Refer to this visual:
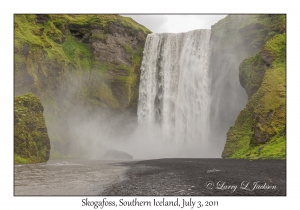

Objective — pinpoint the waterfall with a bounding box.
[137,29,212,157]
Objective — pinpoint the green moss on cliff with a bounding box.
[222,34,286,159]
[239,54,262,98]
[120,16,151,34]
[14,93,51,164]
[49,14,151,34]
[14,14,151,158]
[211,14,286,58]
[62,34,93,71]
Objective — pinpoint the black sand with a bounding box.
[101,158,286,196]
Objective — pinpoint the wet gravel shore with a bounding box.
[101,158,286,196]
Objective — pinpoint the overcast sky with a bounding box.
[122,15,227,33]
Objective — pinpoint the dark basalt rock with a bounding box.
[103,149,133,160]
[36,14,49,24]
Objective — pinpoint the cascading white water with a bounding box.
[137,29,212,157]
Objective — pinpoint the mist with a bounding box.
[41,69,197,160]
[55,105,220,160]
[208,15,265,156]
[42,15,267,160]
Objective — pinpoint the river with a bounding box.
[14,159,129,196]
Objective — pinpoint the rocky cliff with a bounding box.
[209,15,286,159]
[14,14,151,158]
[222,33,286,159]
[14,93,51,164]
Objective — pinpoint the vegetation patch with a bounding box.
[211,14,286,58]
[222,34,286,159]
[14,93,51,164]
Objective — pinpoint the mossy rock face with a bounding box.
[14,14,150,110]
[14,14,151,158]
[14,93,51,164]
[209,14,286,154]
[222,33,286,159]
[211,14,286,57]
[239,49,275,99]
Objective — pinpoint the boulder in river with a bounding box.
[103,149,133,160]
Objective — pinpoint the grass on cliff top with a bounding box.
[50,14,151,34]
[239,14,285,31]
[119,16,152,34]
[14,15,69,71]
[211,14,286,52]
[226,33,286,160]
[213,14,286,34]
[14,14,148,69]
[14,15,48,51]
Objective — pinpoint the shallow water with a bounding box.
[14,159,129,196]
